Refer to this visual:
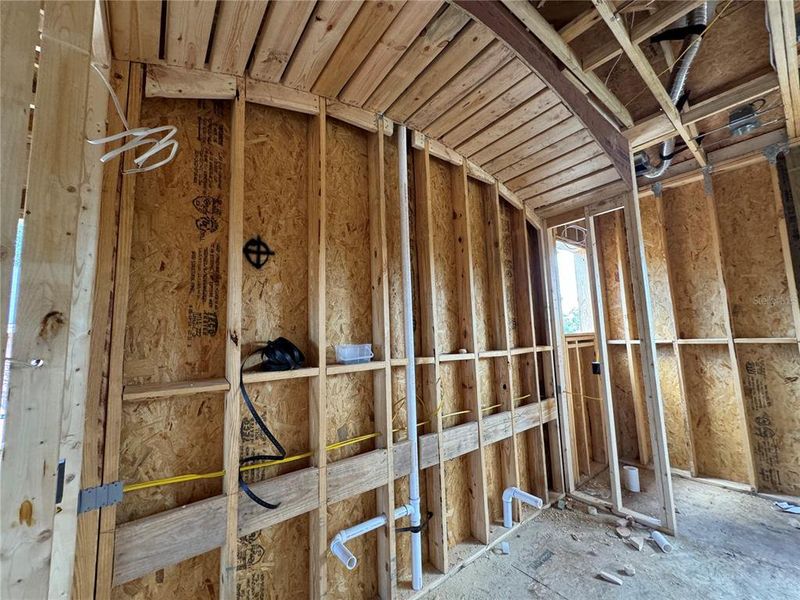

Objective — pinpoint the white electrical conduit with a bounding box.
[330,504,413,570]
[86,63,179,173]
[398,125,423,591]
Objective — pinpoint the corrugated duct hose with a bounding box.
[642,1,714,179]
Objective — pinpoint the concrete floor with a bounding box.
[424,477,800,599]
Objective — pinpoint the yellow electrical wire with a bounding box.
[124,431,382,493]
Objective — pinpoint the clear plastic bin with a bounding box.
[335,343,374,365]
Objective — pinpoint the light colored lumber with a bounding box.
[559,7,602,43]
[123,377,230,401]
[507,140,602,189]
[0,0,38,383]
[246,78,320,114]
[308,101,328,599]
[219,77,245,599]
[501,0,632,127]
[526,166,620,207]
[365,4,469,113]
[387,20,496,122]
[339,0,444,106]
[145,63,237,99]
[516,153,612,199]
[593,0,706,167]
[106,0,161,62]
[282,0,362,91]
[249,0,316,82]
[312,0,407,98]
[766,0,800,138]
[164,0,216,69]
[326,99,393,135]
[485,119,585,175]
[536,181,628,219]
[583,0,704,71]
[208,0,268,75]
[407,40,515,131]
[0,3,94,597]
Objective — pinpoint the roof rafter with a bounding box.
[500,0,633,127]
[592,0,707,167]
[453,0,632,190]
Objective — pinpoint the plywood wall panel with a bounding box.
[444,456,472,548]
[483,442,504,526]
[117,393,224,524]
[470,180,495,352]
[500,203,520,348]
[384,134,419,359]
[124,98,230,385]
[662,181,727,340]
[608,346,639,462]
[579,345,606,465]
[431,157,460,353]
[327,493,378,599]
[682,345,750,483]
[596,212,626,340]
[237,516,309,600]
[713,162,796,339]
[640,196,675,341]
[326,119,372,361]
[656,347,692,471]
[738,344,800,495]
[242,103,309,353]
[113,549,219,599]
[326,372,375,462]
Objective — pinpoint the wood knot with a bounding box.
[39,311,66,341]
[19,500,33,526]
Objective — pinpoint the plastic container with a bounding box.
[622,465,640,492]
[335,343,374,365]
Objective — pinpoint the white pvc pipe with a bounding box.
[330,505,414,570]
[651,530,673,553]
[622,465,640,492]
[502,487,544,529]
[398,125,423,591]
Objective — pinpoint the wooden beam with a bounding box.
[593,0,706,168]
[559,7,603,43]
[208,0,268,75]
[453,0,632,189]
[246,78,320,115]
[626,72,781,151]
[0,2,94,597]
[0,0,38,384]
[219,76,245,600]
[583,0,704,72]
[766,0,800,138]
[145,64,237,99]
[500,0,632,127]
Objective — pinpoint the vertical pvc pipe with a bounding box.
[398,125,423,591]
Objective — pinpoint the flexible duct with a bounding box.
[642,2,713,179]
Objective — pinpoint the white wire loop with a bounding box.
[86,63,179,174]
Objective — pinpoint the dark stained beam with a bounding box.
[453,0,632,189]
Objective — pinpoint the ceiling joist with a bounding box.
[766,0,800,138]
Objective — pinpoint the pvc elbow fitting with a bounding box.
[503,487,544,529]
[330,535,357,570]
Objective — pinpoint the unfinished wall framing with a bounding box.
[74,64,564,600]
[585,158,800,498]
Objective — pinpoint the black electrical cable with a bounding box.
[238,339,306,509]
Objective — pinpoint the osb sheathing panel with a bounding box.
[596,212,626,340]
[500,203,520,349]
[112,549,219,599]
[430,157,460,353]
[385,134,419,359]
[567,347,587,473]
[484,441,504,526]
[440,362,467,426]
[240,380,309,482]
[394,474,430,582]
[662,181,727,340]
[326,119,372,361]
[479,358,503,525]
[608,346,639,462]
[117,393,223,524]
[124,98,230,385]
[657,347,692,471]
[327,493,378,599]
[515,432,532,494]
[579,345,606,465]
[326,372,375,462]
[639,196,675,341]
[469,180,495,352]
[237,515,309,600]
[738,344,800,495]
[630,350,651,463]
[713,162,796,339]
[444,456,472,549]
[682,345,750,483]
[242,102,308,353]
